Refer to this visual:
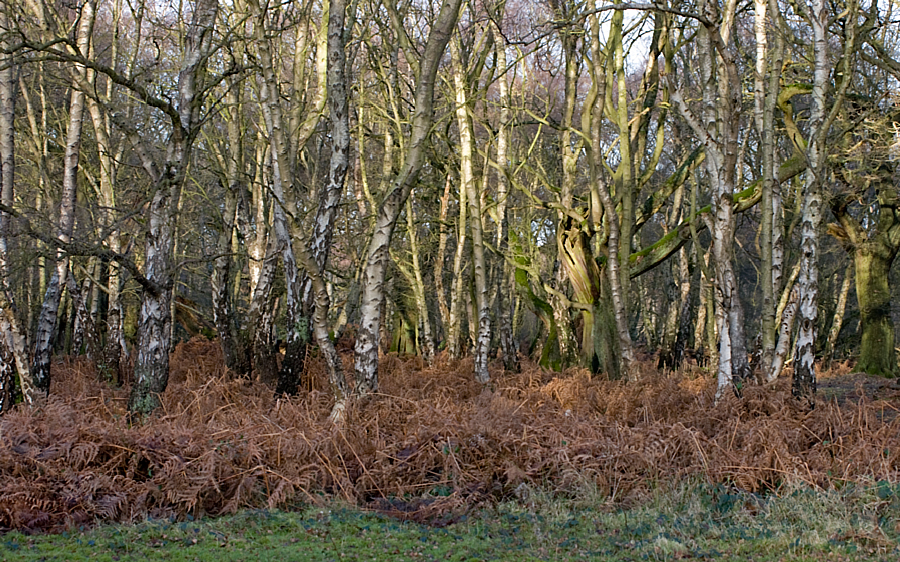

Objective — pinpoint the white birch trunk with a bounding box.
[31,1,94,393]
[353,0,463,396]
[793,0,830,404]
[129,0,219,415]
[451,37,490,382]
[492,23,518,372]
[0,9,35,404]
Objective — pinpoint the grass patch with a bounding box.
[4,480,900,561]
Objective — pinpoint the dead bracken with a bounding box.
[1,337,898,533]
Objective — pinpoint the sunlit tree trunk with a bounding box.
[0,8,35,406]
[451,37,490,383]
[823,264,853,367]
[793,0,856,400]
[353,0,462,396]
[492,20,518,372]
[669,0,749,400]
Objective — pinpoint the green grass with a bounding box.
[3,480,900,561]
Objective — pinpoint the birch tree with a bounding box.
[668,0,752,400]
[30,0,95,394]
[0,7,35,407]
[354,0,463,396]
[128,0,220,415]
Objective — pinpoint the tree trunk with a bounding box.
[491,23,518,372]
[212,85,250,375]
[447,173,468,360]
[31,2,94,394]
[452,38,491,384]
[128,0,219,416]
[855,247,898,377]
[404,198,435,363]
[823,263,852,367]
[353,0,462,396]
[0,9,36,405]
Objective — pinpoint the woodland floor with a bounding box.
[1,338,899,536]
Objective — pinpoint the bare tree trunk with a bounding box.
[85,45,126,383]
[353,0,462,396]
[669,0,749,401]
[823,264,853,367]
[793,0,847,403]
[404,197,435,362]
[447,174,468,359]
[298,0,353,406]
[451,38,490,383]
[434,176,452,342]
[0,8,35,405]
[585,13,635,378]
[492,22,517,372]
[31,1,94,394]
[212,85,249,375]
[251,0,308,392]
[129,0,219,416]
[757,0,785,372]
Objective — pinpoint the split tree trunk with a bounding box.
[128,0,219,416]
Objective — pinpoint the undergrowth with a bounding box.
[1,338,899,534]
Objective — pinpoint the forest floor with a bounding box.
[0,338,899,559]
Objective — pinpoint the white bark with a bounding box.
[0,9,35,405]
[129,0,219,415]
[451,38,491,383]
[764,284,798,384]
[669,0,750,401]
[792,0,831,403]
[353,0,463,396]
[31,1,94,393]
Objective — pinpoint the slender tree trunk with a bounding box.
[353,0,462,396]
[0,9,35,405]
[434,175,452,342]
[764,284,799,383]
[492,22,518,372]
[252,1,308,393]
[793,0,833,403]
[404,198,435,362]
[451,38,490,383]
[669,0,748,400]
[447,176,468,359]
[211,86,249,375]
[31,2,94,393]
[823,264,853,367]
[296,0,353,405]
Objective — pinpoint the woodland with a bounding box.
[1,0,900,534]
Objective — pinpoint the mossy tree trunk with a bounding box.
[855,246,898,377]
